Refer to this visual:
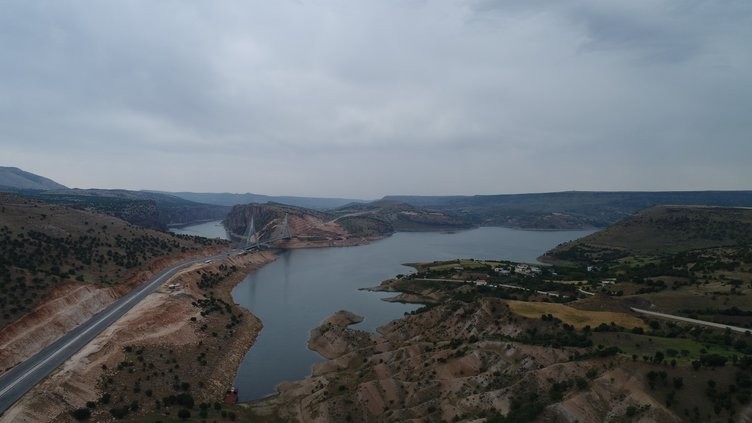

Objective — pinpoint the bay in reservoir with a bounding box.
[231,226,598,401]
[176,221,594,401]
[169,220,230,240]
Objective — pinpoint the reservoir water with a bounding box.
[176,221,594,401]
[169,220,230,240]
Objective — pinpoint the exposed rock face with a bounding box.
[224,203,383,248]
[0,248,226,375]
[2,251,275,423]
[308,311,366,360]
[0,284,118,373]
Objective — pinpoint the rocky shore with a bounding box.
[251,290,681,423]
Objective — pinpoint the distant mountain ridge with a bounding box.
[333,199,472,233]
[0,166,67,190]
[384,191,752,229]
[30,189,231,231]
[157,191,365,210]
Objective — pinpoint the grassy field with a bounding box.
[421,259,501,272]
[641,286,752,313]
[591,332,740,363]
[506,300,647,330]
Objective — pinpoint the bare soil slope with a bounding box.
[254,299,679,423]
[0,193,225,372]
[1,251,275,423]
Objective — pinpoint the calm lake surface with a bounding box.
[169,220,230,240]
[177,221,594,401]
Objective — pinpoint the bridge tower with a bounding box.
[280,213,292,240]
[242,216,259,249]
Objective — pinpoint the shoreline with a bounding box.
[1,249,277,422]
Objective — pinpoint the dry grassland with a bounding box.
[506,300,647,330]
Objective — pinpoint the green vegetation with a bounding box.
[546,205,752,258]
[591,332,742,364]
[337,215,393,237]
[542,206,752,323]
[0,194,225,327]
[385,191,752,229]
[22,189,231,231]
[333,199,472,233]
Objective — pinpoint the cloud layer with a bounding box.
[2,0,750,197]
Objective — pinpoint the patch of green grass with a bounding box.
[423,260,500,272]
[592,332,739,363]
[391,278,451,294]
[639,287,752,313]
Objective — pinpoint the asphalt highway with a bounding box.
[0,251,234,416]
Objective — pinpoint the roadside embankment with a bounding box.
[0,246,226,376]
[1,250,276,423]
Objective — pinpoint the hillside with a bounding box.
[224,203,366,248]
[0,167,231,230]
[0,166,67,191]
[544,206,752,264]
[541,204,752,329]
[224,200,472,247]
[333,199,473,234]
[162,191,364,210]
[0,193,224,330]
[19,189,230,231]
[385,191,752,229]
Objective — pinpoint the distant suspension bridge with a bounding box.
[240,213,293,250]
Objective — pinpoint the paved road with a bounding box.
[631,307,752,333]
[0,250,235,415]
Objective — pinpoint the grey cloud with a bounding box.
[0,0,750,196]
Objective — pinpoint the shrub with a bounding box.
[625,405,638,417]
[99,392,111,405]
[71,408,91,421]
[109,407,129,419]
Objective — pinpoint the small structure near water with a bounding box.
[224,387,239,405]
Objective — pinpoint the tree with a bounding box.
[71,408,91,421]
[178,409,191,420]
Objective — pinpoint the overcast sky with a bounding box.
[1,1,750,198]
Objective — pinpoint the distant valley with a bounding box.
[4,167,752,234]
[3,165,752,423]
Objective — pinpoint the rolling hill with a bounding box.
[333,199,472,233]
[0,167,67,191]
[543,205,752,264]
[223,200,472,247]
[159,191,364,210]
[32,189,231,230]
[385,191,752,229]
[0,193,224,328]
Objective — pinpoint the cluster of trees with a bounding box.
[0,219,217,325]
